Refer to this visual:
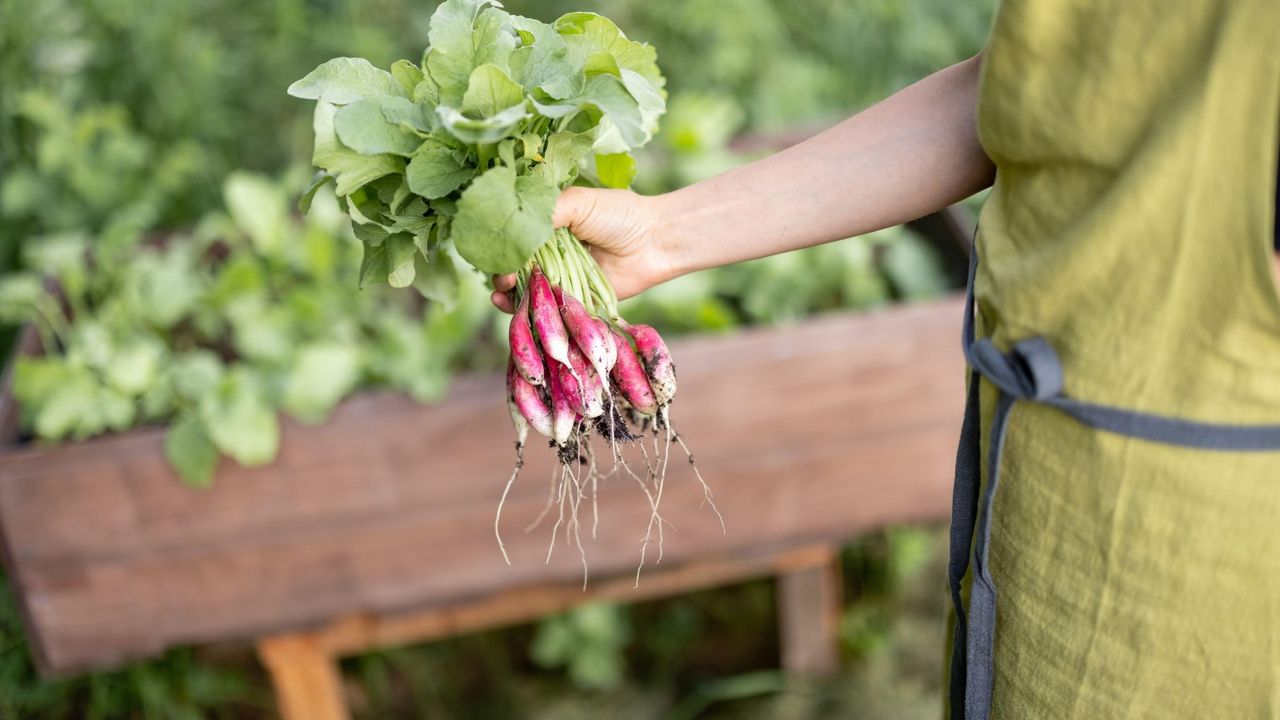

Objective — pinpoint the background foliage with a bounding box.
[0,0,993,716]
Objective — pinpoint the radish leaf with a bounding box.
[287,57,405,105]
[412,250,461,307]
[312,102,402,195]
[406,140,473,198]
[390,59,424,95]
[380,95,436,133]
[452,166,556,274]
[555,13,662,88]
[461,64,526,118]
[426,1,512,105]
[291,3,666,299]
[335,97,423,156]
[595,153,636,188]
[509,16,581,99]
[298,173,334,213]
[580,74,645,151]
[436,103,529,145]
[359,233,417,288]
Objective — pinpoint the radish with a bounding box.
[509,291,545,387]
[554,286,614,379]
[506,363,529,445]
[555,354,586,415]
[608,328,658,416]
[509,362,553,438]
[547,366,575,448]
[626,324,677,407]
[592,317,618,372]
[529,267,571,369]
[498,269,718,583]
[581,371,605,421]
[557,345,604,419]
[570,345,605,419]
[501,273,717,583]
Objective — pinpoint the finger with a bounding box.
[553,186,592,230]
[491,273,517,292]
[491,290,515,314]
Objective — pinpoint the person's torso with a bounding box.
[974,0,1280,424]
[961,6,1280,718]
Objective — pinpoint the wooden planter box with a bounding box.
[0,297,965,688]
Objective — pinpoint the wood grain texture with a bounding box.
[0,297,966,674]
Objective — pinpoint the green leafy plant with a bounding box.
[530,603,631,690]
[839,526,936,659]
[0,174,492,485]
[288,0,664,288]
[0,576,268,720]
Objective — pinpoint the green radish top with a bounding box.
[288,0,665,314]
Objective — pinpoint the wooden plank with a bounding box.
[257,635,350,720]
[255,546,835,720]
[777,547,842,676]
[307,545,835,657]
[0,297,966,674]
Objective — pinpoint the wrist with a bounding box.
[644,190,697,285]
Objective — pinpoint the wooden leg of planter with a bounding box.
[777,545,841,676]
[258,634,350,720]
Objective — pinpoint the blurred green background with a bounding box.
[0,0,993,716]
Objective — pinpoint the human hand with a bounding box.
[490,187,674,313]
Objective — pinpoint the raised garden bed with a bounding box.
[0,296,965,690]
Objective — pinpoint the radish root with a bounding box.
[494,439,524,565]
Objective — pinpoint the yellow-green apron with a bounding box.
[946,0,1280,718]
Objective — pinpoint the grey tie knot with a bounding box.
[968,336,1064,401]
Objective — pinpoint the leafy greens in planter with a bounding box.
[0,173,494,486]
[287,0,666,288]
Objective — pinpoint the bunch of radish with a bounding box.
[498,228,719,584]
[506,243,670,448]
[289,0,719,582]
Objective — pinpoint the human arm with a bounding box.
[494,52,994,310]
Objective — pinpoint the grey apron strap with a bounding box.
[946,367,981,719]
[947,248,1280,720]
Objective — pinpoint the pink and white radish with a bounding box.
[509,290,546,387]
[625,324,677,407]
[509,361,553,438]
[561,345,604,419]
[555,286,615,380]
[529,267,571,369]
[608,328,658,416]
[547,366,575,448]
